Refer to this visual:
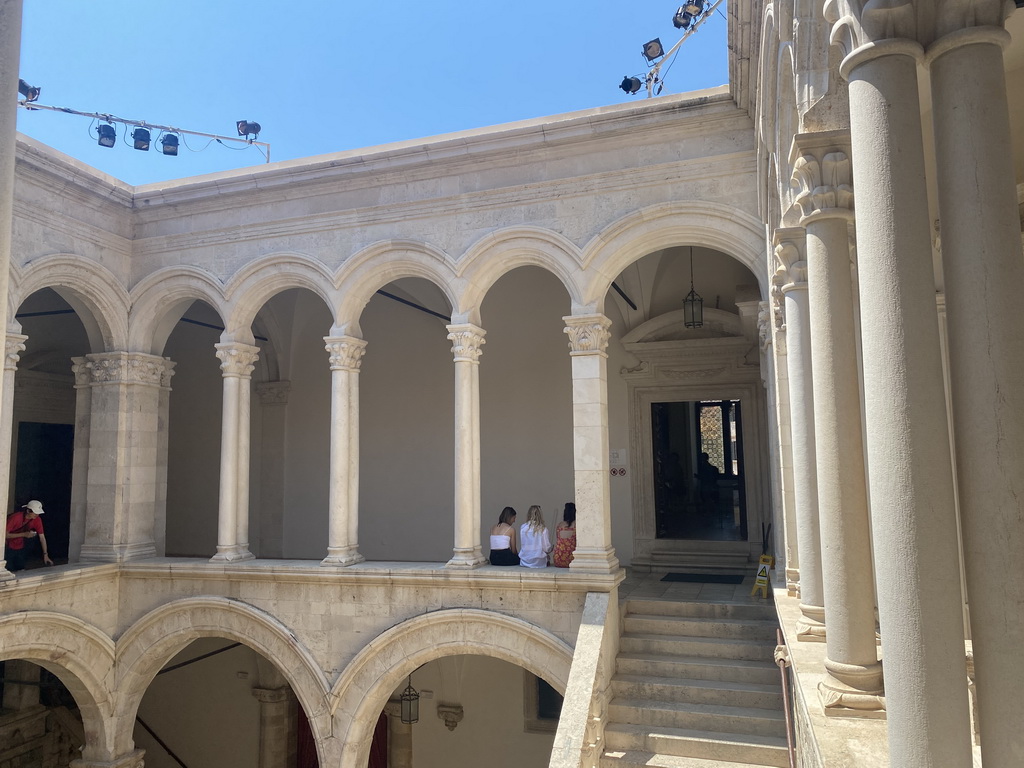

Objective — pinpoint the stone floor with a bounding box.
[618,570,767,606]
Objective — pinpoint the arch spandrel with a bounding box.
[128,265,227,355]
[333,240,459,336]
[222,253,336,340]
[11,255,130,352]
[331,608,573,768]
[456,226,585,324]
[0,611,117,761]
[580,202,768,309]
[113,596,332,759]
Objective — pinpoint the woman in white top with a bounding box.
[489,507,520,565]
[519,505,552,568]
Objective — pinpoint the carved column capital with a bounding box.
[825,0,923,67]
[790,132,854,223]
[324,336,367,371]
[215,342,260,378]
[774,228,809,291]
[563,314,612,357]
[252,686,292,705]
[4,333,27,372]
[255,380,291,405]
[73,352,174,388]
[446,323,486,363]
[757,302,773,351]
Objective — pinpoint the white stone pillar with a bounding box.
[446,323,487,568]
[255,381,290,558]
[322,336,366,566]
[76,352,175,563]
[253,686,296,768]
[774,230,825,641]
[153,362,173,557]
[830,9,972,760]
[69,357,93,562]
[0,331,25,579]
[929,17,1024,766]
[212,342,259,563]
[793,135,883,711]
[564,313,619,574]
[384,700,413,768]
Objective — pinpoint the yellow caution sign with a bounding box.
[750,554,774,598]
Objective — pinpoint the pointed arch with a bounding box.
[457,227,584,324]
[114,596,331,760]
[0,611,117,761]
[128,265,227,354]
[580,202,768,309]
[334,240,459,336]
[331,608,573,767]
[11,255,130,352]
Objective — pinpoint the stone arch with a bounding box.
[223,253,336,341]
[128,266,227,355]
[457,227,584,324]
[333,240,459,336]
[11,255,130,352]
[0,611,117,762]
[331,609,573,767]
[580,202,768,309]
[114,596,331,760]
[776,44,801,226]
[755,4,779,150]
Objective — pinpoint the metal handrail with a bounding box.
[774,628,797,768]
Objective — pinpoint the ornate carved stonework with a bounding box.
[252,686,291,704]
[215,343,260,378]
[446,324,486,363]
[775,240,808,289]
[324,336,368,371]
[563,314,612,356]
[75,352,174,387]
[792,151,854,220]
[4,333,27,372]
[256,381,291,405]
[757,302,772,350]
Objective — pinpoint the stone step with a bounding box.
[624,614,778,641]
[619,633,776,662]
[604,723,789,767]
[608,698,787,739]
[601,748,787,768]
[626,598,776,622]
[611,675,783,710]
[615,652,779,686]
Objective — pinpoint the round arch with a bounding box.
[334,240,459,336]
[331,609,573,767]
[223,253,336,341]
[580,202,768,309]
[128,266,227,355]
[457,227,584,323]
[11,255,130,352]
[0,611,117,762]
[114,596,331,760]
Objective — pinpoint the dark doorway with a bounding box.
[652,400,746,541]
[14,422,74,562]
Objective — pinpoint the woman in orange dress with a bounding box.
[552,502,576,568]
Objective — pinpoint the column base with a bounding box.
[79,542,158,563]
[210,546,255,563]
[0,564,14,582]
[321,548,365,567]
[446,548,487,569]
[818,658,885,717]
[568,547,620,574]
[71,750,146,768]
[786,567,800,597]
[796,603,827,642]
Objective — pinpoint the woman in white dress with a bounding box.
[519,505,552,568]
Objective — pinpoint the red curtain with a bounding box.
[297,705,318,768]
[368,712,388,768]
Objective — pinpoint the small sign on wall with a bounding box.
[610,448,627,477]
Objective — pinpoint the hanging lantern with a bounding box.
[400,676,420,724]
[684,246,704,328]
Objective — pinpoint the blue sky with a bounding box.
[16,1,729,185]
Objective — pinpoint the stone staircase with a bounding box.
[601,596,790,768]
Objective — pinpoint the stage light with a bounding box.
[18,79,40,102]
[642,38,665,61]
[97,124,116,148]
[620,76,643,95]
[236,120,261,139]
[160,133,179,156]
[132,128,151,151]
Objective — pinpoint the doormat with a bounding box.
[660,573,744,584]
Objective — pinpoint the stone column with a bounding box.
[826,2,972,760]
[212,342,259,562]
[445,324,487,568]
[322,336,366,566]
[774,230,825,641]
[563,313,619,573]
[383,700,413,768]
[153,362,173,557]
[69,357,93,562]
[70,752,145,768]
[76,353,175,563]
[255,381,290,559]
[793,135,883,711]
[253,687,297,768]
[0,331,25,579]
[928,11,1024,765]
